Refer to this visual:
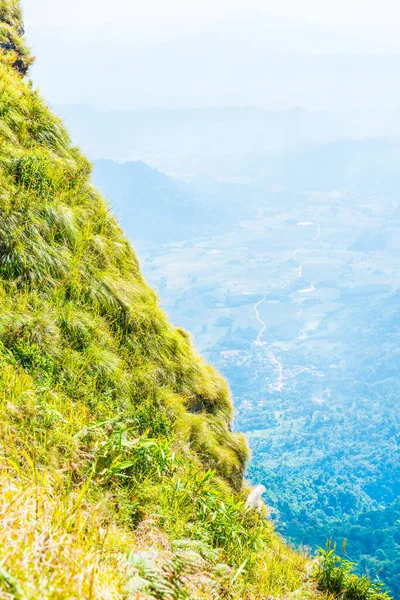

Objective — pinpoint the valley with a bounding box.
[138,189,398,358]
[132,186,400,594]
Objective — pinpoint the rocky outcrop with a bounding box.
[0,1,33,75]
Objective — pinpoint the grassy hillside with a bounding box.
[0,2,392,598]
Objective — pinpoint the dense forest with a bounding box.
[213,289,400,596]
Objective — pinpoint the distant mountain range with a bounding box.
[266,139,400,194]
[60,106,400,185]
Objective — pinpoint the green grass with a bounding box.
[0,47,248,492]
[0,2,393,598]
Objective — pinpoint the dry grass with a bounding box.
[0,472,130,598]
[0,466,311,599]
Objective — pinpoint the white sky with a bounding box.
[22,0,400,32]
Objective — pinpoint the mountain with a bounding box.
[92,159,224,243]
[0,2,390,598]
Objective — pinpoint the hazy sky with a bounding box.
[21,0,400,110]
[23,0,400,30]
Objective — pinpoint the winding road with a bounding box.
[253,214,321,391]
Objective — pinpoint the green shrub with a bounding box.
[316,540,391,600]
